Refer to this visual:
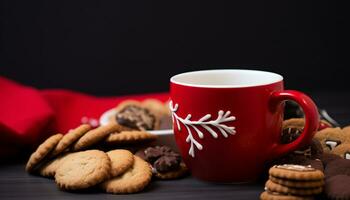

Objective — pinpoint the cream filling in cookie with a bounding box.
[275,164,315,171]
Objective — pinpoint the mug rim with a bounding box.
[170,69,283,88]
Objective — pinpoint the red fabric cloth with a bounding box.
[0,76,169,151]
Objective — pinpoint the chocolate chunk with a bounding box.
[143,146,181,163]
[159,145,172,153]
[144,146,163,163]
[319,153,341,168]
[140,145,182,173]
[281,127,302,144]
[116,105,156,130]
[325,158,350,178]
[154,156,180,172]
[325,175,350,200]
[164,151,181,163]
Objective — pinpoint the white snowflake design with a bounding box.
[169,100,237,158]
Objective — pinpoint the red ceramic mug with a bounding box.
[170,69,319,182]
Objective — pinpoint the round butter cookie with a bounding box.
[260,191,314,200]
[25,134,63,173]
[51,124,92,156]
[269,165,324,181]
[72,123,119,151]
[105,131,157,145]
[55,150,111,190]
[265,180,323,196]
[106,149,134,177]
[101,156,152,194]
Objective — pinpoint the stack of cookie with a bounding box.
[25,124,153,193]
[25,99,187,194]
[261,164,324,199]
[268,117,350,199]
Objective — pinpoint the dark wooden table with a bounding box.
[0,164,263,200]
[0,91,348,200]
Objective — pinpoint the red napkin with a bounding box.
[0,76,168,156]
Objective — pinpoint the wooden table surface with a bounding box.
[0,164,263,200]
[0,91,348,200]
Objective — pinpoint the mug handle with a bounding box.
[268,90,319,160]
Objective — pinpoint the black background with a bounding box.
[0,1,347,96]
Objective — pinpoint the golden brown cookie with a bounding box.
[155,162,188,179]
[25,134,63,173]
[332,143,350,159]
[282,118,305,130]
[342,126,350,142]
[342,125,350,135]
[101,156,152,194]
[282,118,331,131]
[163,100,172,116]
[72,123,119,151]
[142,99,169,118]
[51,124,92,156]
[265,180,323,196]
[269,176,324,188]
[260,191,314,200]
[55,150,111,190]
[105,131,157,145]
[314,127,346,152]
[38,153,70,177]
[269,165,324,181]
[314,127,342,141]
[106,149,134,177]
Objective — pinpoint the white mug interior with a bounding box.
[170,69,283,88]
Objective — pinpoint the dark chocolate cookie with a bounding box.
[298,159,324,172]
[319,153,341,168]
[325,175,350,200]
[325,158,350,178]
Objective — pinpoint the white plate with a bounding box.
[99,108,178,150]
